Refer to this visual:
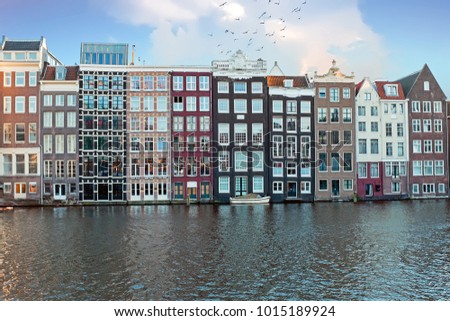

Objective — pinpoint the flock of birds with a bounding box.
[211,0,309,56]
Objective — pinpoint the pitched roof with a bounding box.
[397,70,420,97]
[375,81,406,100]
[267,76,309,88]
[3,40,41,51]
[42,66,79,81]
[355,79,364,96]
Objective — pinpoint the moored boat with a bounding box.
[229,194,270,204]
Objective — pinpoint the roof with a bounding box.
[269,61,284,76]
[375,81,406,100]
[42,65,79,81]
[3,40,41,51]
[355,79,364,96]
[397,70,420,97]
[267,76,309,88]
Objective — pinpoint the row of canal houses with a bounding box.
[0,37,448,205]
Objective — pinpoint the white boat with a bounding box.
[229,194,270,205]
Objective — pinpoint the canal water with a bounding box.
[1,201,449,300]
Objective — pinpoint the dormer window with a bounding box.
[55,66,66,80]
[283,79,293,88]
[385,85,398,96]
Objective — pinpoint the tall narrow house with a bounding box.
[41,65,80,203]
[398,65,448,198]
[267,62,315,202]
[171,68,213,202]
[313,60,356,201]
[212,50,268,202]
[78,43,129,202]
[0,36,61,205]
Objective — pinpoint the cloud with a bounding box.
[94,0,389,79]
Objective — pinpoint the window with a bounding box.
[344,153,352,171]
[67,135,76,153]
[423,184,435,194]
[157,138,168,152]
[435,140,443,153]
[199,76,209,91]
[286,117,297,133]
[412,119,421,132]
[235,152,248,172]
[318,108,327,123]
[186,116,196,131]
[55,112,64,128]
[234,123,247,145]
[370,139,379,154]
[343,108,352,123]
[272,136,283,158]
[434,120,442,132]
[286,136,297,158]
[283,100,296,114]
[4,72,11,86]
[200,136,210,151]
[412,184,419,194]
[383,104,388,113]
[287,162,297,177]
[200,116,210,131]
[252,123,263,145]
[343,87,350,99]
[143,76,154,91]
[344,130,352,145]
[423,119,432,132]
[15,124,25,143]
[318,131,327,145]
[300,117,311,132]
[318,87,326,98]
[391,104,397,114]
[301,101,311,113]
[3,124,12,144]
[386,143,393,156]
[301,181,312,194]
[330,88,339,102]
[200,157,210,176]
[55,135,64,153]
[173,117,183,132]
[157,117,168,132]
[301,136,310,158]
[173,76,183,90]
[252,82,263,93]
[112,76,124,90]
[331,153,340,172]
[424,161,433,176]
[44,135,52,153]
[319,153,327,172]
[29,123,37,143]
[234,82,247,93]
[272,100,283,113]
[358,122,366,132]
[187,157,197,176]
[365,92,372,101]
[157,75,167,91]
[385,163,392,176]
[4,97,11,113]
[218,123,230,145]
[273,162,283,177]
[145,117,154,131]
[385,123,392,137]
[413,161,422,176]
[344,180,353,191]
[359,139,367,154]
[330,108,339,123]
[434,101,442,113]
[54,95,64,106]
[253,176,264,193]
[112,96,123,110]
[16,155,25,174]
[252,151,264,172]
[15,96,25,113]
[218,99,229,113]
[15,72,25,87]
[186,96,197,111]
[130,76,140,90]
[358,106,366,116]
[391,182,400,193]
[29,96,37,113]
[385,85,398,96]
[252,99,263,113]
[301,162,311,177]
[83,95,94,109]
[157,96,168,111]
[424,81,430,91]
[130,116,140,132]
[398,142,404,157]
[423,101,431,113]
[435,160,444,176]
[371,106,378,116]
[370,163,379,178]
[438,184,446,194]
[424,140,432,153]
[397,123,404,137]
[219,177,230,193]
[3,155,12,175]
[218,81,229,93]
[273,117,283,131]
[319,180,328,191]
[371,122,378,132]
[199,96,210,111]
[413,140,421,153]
[219,151,230,172]
[234,99,247,114]
[412,101,420,112]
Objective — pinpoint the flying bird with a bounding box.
[258,12,267,19]
[219,2,227,7]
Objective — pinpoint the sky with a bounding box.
[2,0,450,97]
